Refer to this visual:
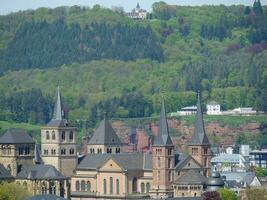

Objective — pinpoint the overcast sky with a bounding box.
[0,0,266,15]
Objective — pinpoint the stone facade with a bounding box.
[41,126,77,177]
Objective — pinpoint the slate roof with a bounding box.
[174,169,207,185]
[0,128,34,144]
[221,172,256,185]
[46,87,71,128]
[17,164,66,180]
[190,93,210,146]
[77,153,152,171]
[34,144,43,164]
[153,101,173,146]
[0,164,13,180]
[175,155,202,171]
[88,118,122,145]
[207,101,219,106]
[211,153,245,163]
[27,195,66,200]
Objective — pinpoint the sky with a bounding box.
[0,0,267,15]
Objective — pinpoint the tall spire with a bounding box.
[153,101,173,146]
[190,92,210,145]
[34,143,43,164]
[53,86,63,120]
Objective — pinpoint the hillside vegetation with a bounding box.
[0,1,266,130]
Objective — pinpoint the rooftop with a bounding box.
[211,153,245,163]
[0,128,34,144]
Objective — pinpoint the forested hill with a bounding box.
[0,2,266,127]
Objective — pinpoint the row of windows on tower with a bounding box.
[157,157,172,168]
[45,131,74,141]
[43,148,75,155]
[155,148,172,155]
[89,148,120,154]
[191,147,208,155]
[1,145,31,155]
[103,177,120,195]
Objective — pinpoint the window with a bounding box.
[178,171,180,176]
[157,171,160,181]
[110,177,113,194]
[97,149,102,154]
[46,131,50,140]
[168,170,172,182]
[49,181,56,195]
[19,147,24,155]
[132,178,137,193]
[61,148,66,155]
[75,181,80,191]
[168,158,171,168]
[116,179,119,194]
[25,146,30,155]
[116,148,120,153]
[204,147,208,155]
[52,131,55,140]
[86,181,91,192]
[168,148,172,155]
[61,131,65,141]
[103,179,107,194]
[204,157,208,167]
[141,182,145,193]
[157,157,160,168]
[90,148,95,154]
[44,149,48,155]
[2,145,6,155]
[42,182,47,194]
[7,146,11,155]
[192,148,198,155]
[107,148,112,154]
[69,148,75,155]
[51,149,56,155]
[69,131,73,141]
[146,183,150,193]
[81,180,86,191]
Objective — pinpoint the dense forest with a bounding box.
[0,1,266,128]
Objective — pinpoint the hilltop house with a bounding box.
[206,101,221,115]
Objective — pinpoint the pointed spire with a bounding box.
[34,143,43,164]
[53,86,63,120]
[153,100,173,146]
[190,92,210,145]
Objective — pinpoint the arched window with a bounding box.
[61,148,66,155]
[46,131,50,140]
[132,178,137,193]
[146,183,150,193]
[103,179,107,194]
[116,179,119,194]
[157,157,160,168]
[61,131,65,141]
[168,158,171,168]
[49,181,56,194]
[75,181,80,191]
[69,131,73,141]
[69,148,74,155]
[141,182,145,193]
[115,148,120,153]
[110,177,113,194]
[169,170,172,182]
[41,182,47,194]
[81,180,86,191]
[23,181,27,188]
[86,181,91,192]
[52,131,55,140]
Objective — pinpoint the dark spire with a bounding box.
[34,143,43,164]
[190,92,210,145]
[153,101,173,146]
[53,86,63,120]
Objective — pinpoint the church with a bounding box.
[0,87,213,199]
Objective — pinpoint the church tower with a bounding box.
[41,86,77,177]
[188,93,211,177]
[150,101,174,199]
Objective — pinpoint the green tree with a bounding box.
[219,188,237,200]
[0,182,30,200]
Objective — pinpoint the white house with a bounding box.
[232,107,257,115]
[206,101,221,115]
[170,106,197,116]
[126,3,148,20]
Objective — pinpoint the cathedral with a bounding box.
[0,87,212,199]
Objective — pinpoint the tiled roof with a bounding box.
[221,172,256,185]
[77,153,152,171]
[0,164,13,179]
[153,101,173,146]
[174,169,207,185]
[88,118,122,145]
[190,93,210,146]
[175,155,202,171]
[17,164,66,180]
[0,128,34,144]
[211,154,245,163]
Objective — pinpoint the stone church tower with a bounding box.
[41,87,77,177]
[188,93,211,177]
[150,101,174,199]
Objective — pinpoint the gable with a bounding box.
[100,158,123,171]
[250,177,261,187]
[176,156,202,171]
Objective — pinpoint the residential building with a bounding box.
[126,3,148,20]
[250,149,267,168]
[171,106,197,116]
[206,101,221,115]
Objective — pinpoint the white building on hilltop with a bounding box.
[126,3,148,20]
[206,101,221,115]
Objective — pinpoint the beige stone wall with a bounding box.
[41,126,77,177]
[173,185,203,197]
[16,179,70,199]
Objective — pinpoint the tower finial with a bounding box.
[53,86,63,120]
